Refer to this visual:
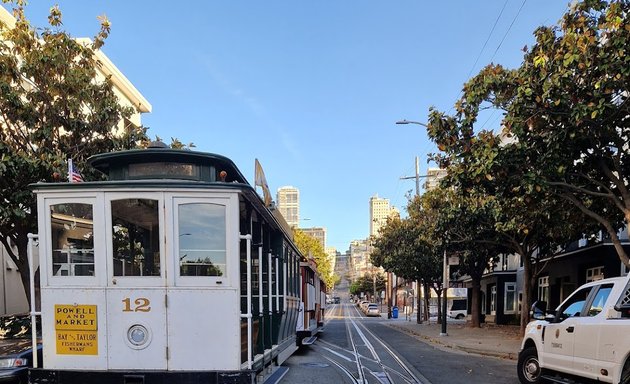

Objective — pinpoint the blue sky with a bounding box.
[15,1,569,252]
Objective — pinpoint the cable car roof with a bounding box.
[88,142,249,183]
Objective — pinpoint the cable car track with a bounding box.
[314,303,432,384]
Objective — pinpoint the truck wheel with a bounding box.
[456,314,465,319]
[517,346,542,384]
[621,359,630,384]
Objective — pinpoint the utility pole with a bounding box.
[400,156,423,197]
[440,248,449,336]
[400,156,428,324]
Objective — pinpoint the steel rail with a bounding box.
[355,321,431,384]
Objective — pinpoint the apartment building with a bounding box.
[276,186,300,227]
[369,195,399,238]
[301,227,326,250]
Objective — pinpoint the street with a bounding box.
[282,303,519,384]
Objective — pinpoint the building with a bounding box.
[348,239,372,281]
[276,186,300,227]
[0,5,151,315]
[301,227,326,250]
[424,168,448,191]
[325,247,337,272]
[369,195,399,238]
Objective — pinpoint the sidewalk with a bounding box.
[383,313,522,360]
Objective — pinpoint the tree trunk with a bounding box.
[470,277,481,328]
[11,235,32,308]
[423,282,430,322]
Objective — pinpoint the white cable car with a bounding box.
[29,143,307,384]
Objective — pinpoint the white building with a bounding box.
[277,186,300,227]
[369,194,399,238]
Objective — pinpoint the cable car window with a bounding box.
[50,203,95,276]
[178,203,226,277]
[111,199,161,277]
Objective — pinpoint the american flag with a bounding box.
[68,159,83,183]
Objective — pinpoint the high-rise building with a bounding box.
[301,227,326,250]
[276,186,299,227]
[369,195,399,237]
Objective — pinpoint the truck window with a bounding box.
[558,286,591,320]
[587,284,613,316]
[451,299,467,311]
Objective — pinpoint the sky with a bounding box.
[13,1,570,252]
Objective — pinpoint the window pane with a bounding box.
[50,203,94,277]
[588,285,612,316]
[111,199,160,277]
[560,287,591,319]
[505,284,516,312]
[179,203,226,277]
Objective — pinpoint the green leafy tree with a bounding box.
[349,272,386,300]
[0,1,149,305]
[371,198,443,324]
[427,64,599,333]
[425,0,630,332]
[502,0,630,264]
[419,187,506,328]
[293,228,334,290]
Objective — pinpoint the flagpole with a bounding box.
[67,158,72,183]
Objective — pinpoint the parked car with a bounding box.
[365,304,380,317]
[0,314,42,384]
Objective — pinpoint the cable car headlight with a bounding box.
[127,324,150,348]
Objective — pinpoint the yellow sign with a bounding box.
[55,305,97,330]
[54,305,98,355]
[56,330,98,355]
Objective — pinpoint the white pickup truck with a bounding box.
[517,274,630,384]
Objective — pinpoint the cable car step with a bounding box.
[262,366,289,384]
[301,335,317,345]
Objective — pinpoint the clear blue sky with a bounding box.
[16,1,569,252]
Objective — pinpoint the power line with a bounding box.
[449,0,512,114]
[466,0,511,79]
[489,0,528,62]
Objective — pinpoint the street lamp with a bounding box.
[395,119,429,128]
[397,119,449,334]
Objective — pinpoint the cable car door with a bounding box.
[105,194,167,370]
[166,195,240,370]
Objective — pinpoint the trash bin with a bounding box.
[392,306,398,319]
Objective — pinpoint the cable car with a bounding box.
[28,143,313,384]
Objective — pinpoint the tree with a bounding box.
[502,0,630,265]
[371,196,443,324]
[348,272,386,300]
[427,64,599,333]
[425,0,630,332]
[420,187,506,328]
[293,228,335,290]
[0,1,149,306]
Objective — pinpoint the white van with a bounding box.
[448,299,467,319]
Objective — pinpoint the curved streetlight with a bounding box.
[397,118,449,335]
[395,119,429,128]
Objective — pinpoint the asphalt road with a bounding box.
[282,303,519,384]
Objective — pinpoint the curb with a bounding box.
[386,322,518,361]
